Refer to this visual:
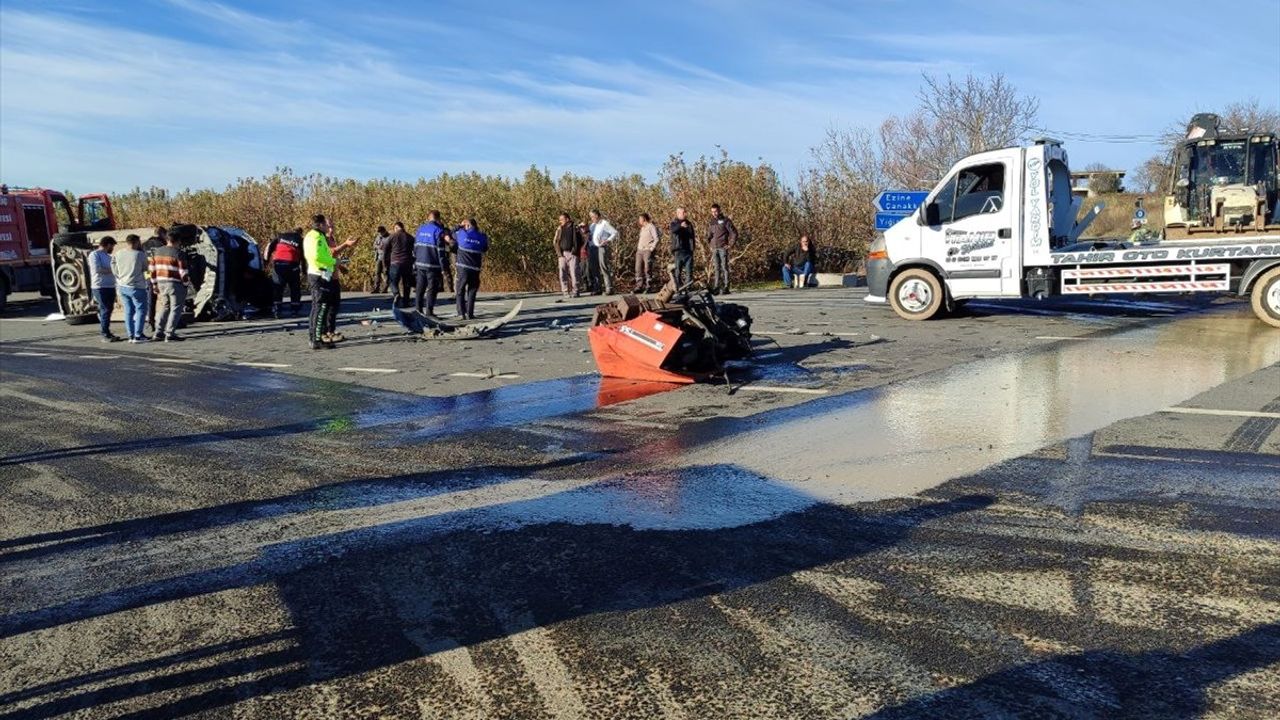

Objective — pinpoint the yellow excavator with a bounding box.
[1164,113,1279,239]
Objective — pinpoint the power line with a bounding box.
[1029,127,1165,143]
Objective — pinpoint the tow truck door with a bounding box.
[919,148,1023,297]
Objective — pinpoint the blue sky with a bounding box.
[2,0,1278,192]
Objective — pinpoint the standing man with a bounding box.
[414,211,448,316]
[149,231,190,342]
[88,236,120,342]
[588,209,618,295]
[383,221,415,308]
[669,207,696,288]
[575,222,590,291]
[554,212,579,298]
[371,225,390,293]
[706,203,738,295]
[143,226,167,334]
[634,213,660,293]
[303,214,356,350]
[453,217,489,320]
[266,228,304,318]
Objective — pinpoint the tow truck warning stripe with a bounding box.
[1063,263,1230,279]
[1062,280,1229,293]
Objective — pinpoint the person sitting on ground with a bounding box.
[782,235,816,289]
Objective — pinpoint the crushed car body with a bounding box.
[588,282,752,383]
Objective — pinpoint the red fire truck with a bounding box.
[0,184,115,312]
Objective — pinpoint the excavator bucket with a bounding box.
[588,312,698,384]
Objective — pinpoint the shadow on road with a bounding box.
[0,470,992,719]
[864,622,1280,719]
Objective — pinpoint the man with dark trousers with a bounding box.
[143,226,167,333]
[383,221,415,308]
[453,217,489,320]
[303,214,356,350]
[669,207,696,288]
[706,203,738,295]
[265,228,304,318]
[413,210,449,316]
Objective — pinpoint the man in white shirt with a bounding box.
[587,209,618,295]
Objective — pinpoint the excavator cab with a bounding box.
[1165,113,1279,238]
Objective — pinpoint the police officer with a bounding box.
[453,217,489,320]
[266,227,305,318]
[413,210,448,316]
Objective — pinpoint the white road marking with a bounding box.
[1161,407,1280,419]
[736,385,828,395]
[1,318,53,323]
[755,352,784,359]
[76,354,119,359]
[148,357,197,364]
[497,609,588,720]
[338,367,398,374]
[237,362,292,368]
[451,372,491,378]
[1036,336,1087,341]
[8,351,51,356]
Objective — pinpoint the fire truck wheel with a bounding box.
[1251,266,1280,328]
[889,268,945,321]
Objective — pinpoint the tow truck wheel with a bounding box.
[1251,266,1280,328]
[889,268,945,321]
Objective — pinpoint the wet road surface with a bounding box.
[1,296,1278,718]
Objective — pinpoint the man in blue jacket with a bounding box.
[453,217,489,320]
[413,210,449,316]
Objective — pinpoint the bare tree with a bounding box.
[880,73,1040,187]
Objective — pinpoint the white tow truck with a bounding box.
[865,137,1280,327]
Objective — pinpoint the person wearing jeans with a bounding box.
[669,207,696,288]
[87,236,120,342]
[112,234,150,342]
[705,203,738,295]
[782,235,817,289]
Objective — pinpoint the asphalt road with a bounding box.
[1,288,1278,719]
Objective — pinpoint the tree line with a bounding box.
[107,75,1274,291]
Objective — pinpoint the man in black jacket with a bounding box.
[669,207,696,287]
[706,203,738,295]
[383,221,415,308]
[554,212,580,297]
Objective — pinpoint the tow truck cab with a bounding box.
[872,141,1079,303]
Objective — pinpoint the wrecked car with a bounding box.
[588,281,752,383]
[51,224,272,326]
